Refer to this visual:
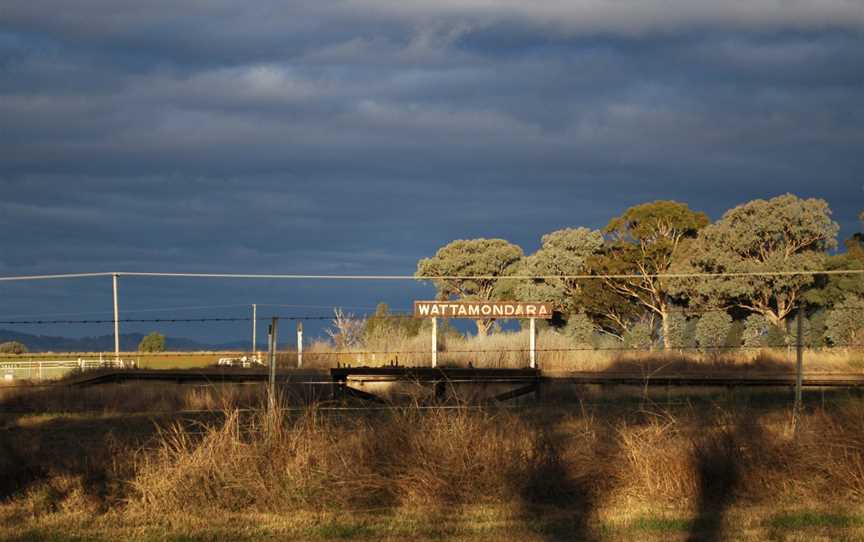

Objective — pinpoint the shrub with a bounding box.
[363,303,422,343]
[695,311,732,352]
[665,312,690,350]
[0,341,28,354]
[765,323,788,348]
[743,315,769,347]
[826,296,864,347]
[623,320,654,350]
[138,332,166,353]
[726,320,745,348]
[562,312,595,346]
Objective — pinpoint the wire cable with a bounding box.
[2,269,864,282]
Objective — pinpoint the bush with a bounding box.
[664,312,690,350]
[138,332,166,353]
[807,311,828,347]
[826,296,864,347]
[623,320,654,349]
[765,324,788,348]
[0,341,28,354]
[742,314,769,348]
[562,312,595,346]
[695,311,732,352]
[726,320,745,348]
[363,303,422,343]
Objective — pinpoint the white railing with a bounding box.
[0,358,137,381]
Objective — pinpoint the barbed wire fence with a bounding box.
[0,270,862,416]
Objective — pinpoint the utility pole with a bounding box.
[252,304,257,360]
[112,273,120,362]
[268,317,278,411]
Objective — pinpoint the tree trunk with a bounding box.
[475,319,493,337]
[661,310,671,350]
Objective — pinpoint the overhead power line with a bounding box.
[1,269,863,282]
[2,306,864,325]
[0,316,336,325]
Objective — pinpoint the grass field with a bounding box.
[5,504,864,541]
[2,382,864,541]
[3,327,863,377]
[0,353,240,382]
[2,331,863,540]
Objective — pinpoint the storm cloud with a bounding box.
[1,1,862,341]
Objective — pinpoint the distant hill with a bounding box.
[0,329,248,352]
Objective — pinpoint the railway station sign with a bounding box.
[413,301,553,319]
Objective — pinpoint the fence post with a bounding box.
[297,321,303,368]
[113,273,120,362]
[268,317,279,411]
[431,317,437,368]
[252,303,257,360]
[794,308,804,431]
[529,318,536,369]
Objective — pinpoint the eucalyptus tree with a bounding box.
[416,238,523,336]
[138,331,166,353]
[681,194,838,328]
[825,295,864,347]
[589,200,709,347]
[515,227,604,315]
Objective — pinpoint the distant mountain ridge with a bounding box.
[0,329,248,352]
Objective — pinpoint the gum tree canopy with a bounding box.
[590,200,709,348]
[416,238,523,336]
[682,194,839,327]
[516,227,605,315]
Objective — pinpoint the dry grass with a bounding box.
[0,382,266,415]
[124,401,864,515]
[2,398,864,540]
[3,330,859,378]
[295,328,862,373]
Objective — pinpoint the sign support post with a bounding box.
[431,317,437,368]
[413,301,552,369]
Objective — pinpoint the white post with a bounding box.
[252,304,257,359]
[529,318,536,369]
[431,317,438,368]
[297,321,303,368]
[112,273,120,362]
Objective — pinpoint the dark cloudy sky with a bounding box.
[1,1,863,343]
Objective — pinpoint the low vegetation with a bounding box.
[2,397,864,540]
[293,326,862,372]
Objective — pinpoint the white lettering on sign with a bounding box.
[413,301,553,319]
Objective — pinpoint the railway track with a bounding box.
[31,367,864,389]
